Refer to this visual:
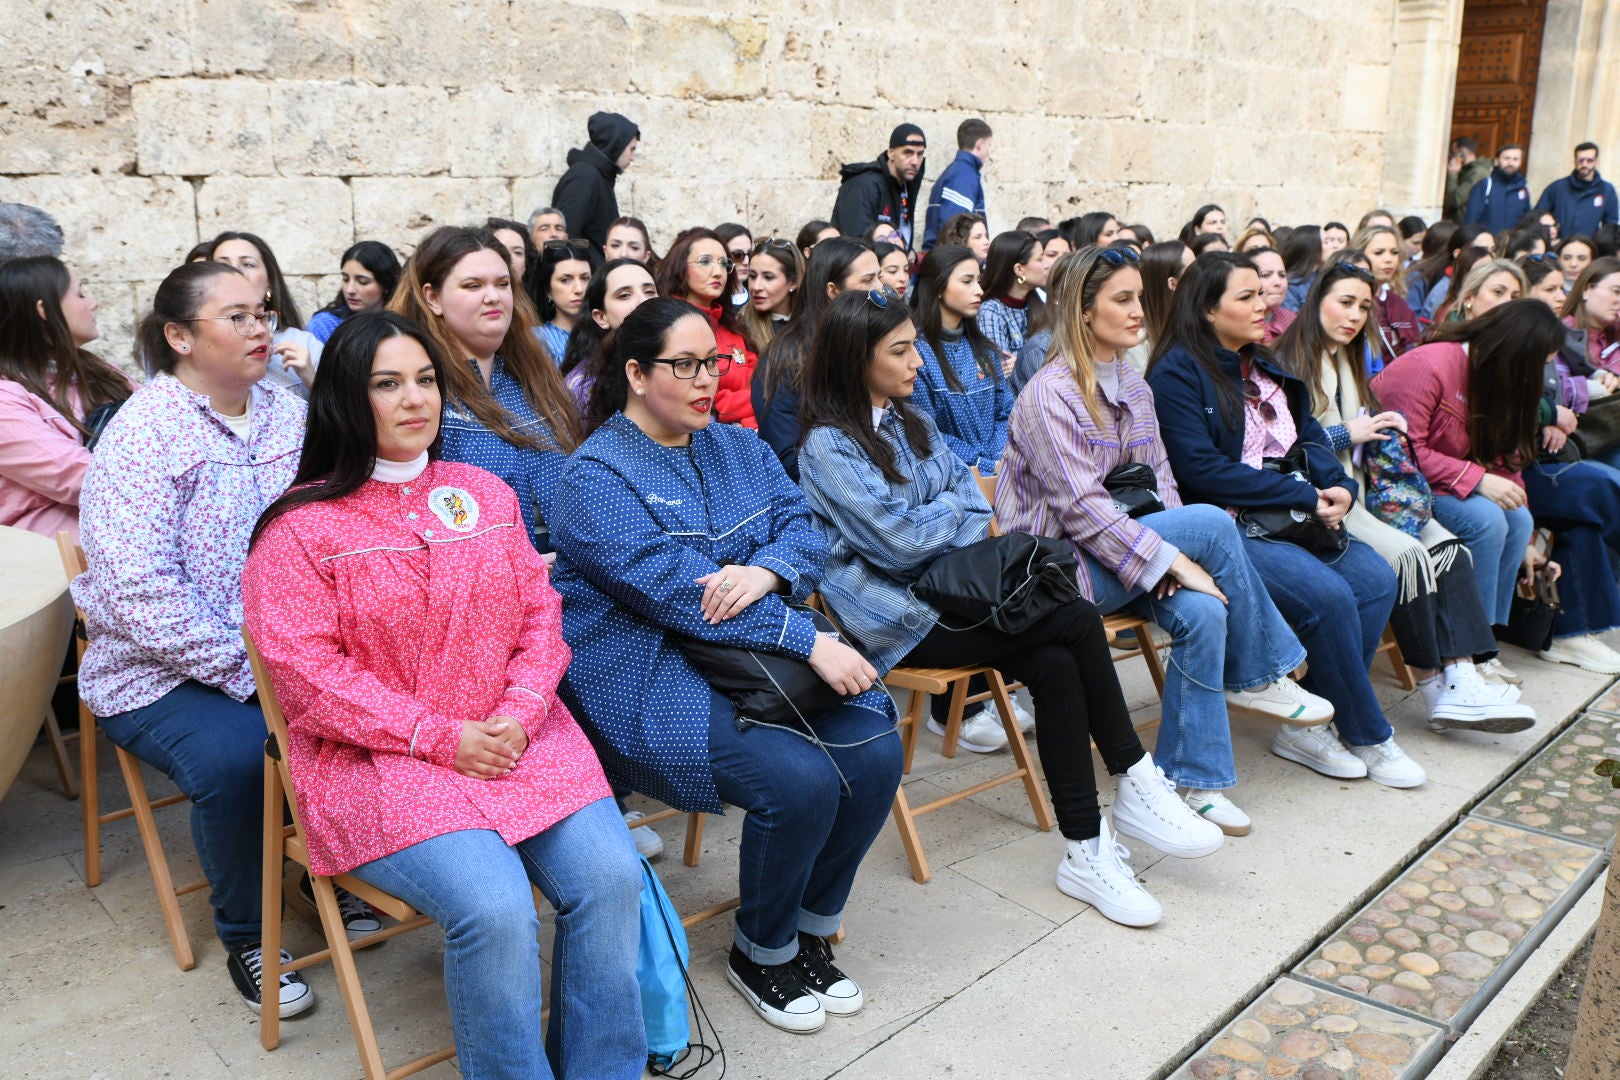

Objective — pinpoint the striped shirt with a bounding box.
[534,322,571,366]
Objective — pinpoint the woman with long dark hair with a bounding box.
[1279,225,1323,313]
[1275,263,1536,727]
[655,227,759,428]
[1404,221,1458,316]
[603,216,656,265]
[531,237,598,364]
[975,230,1051,368]
[798,289,1222,927]
[558,257,659,410]
[207,230,324,396]
[1561,255,1620,372]
[1118,240,1193,373]
[556,297,899,1034]
[741,236,805,351]
[0,256,132,537]
[243,311,644,1080]
[389,226,581,553]
[1147,252,1422,788]
[307,240,401,344]
[1419,224,1494,322]
[1177,204,1227,246]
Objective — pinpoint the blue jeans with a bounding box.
[1242,537,1397,747]
[1523,459,1620,639]
[708,691,902,965]
[1083,504,1308,790]
[99,680,267,947]
[350,799,644,1080]
[1432,492,1534,625]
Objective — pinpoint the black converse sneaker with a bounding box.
[790,932,863,1016]
[227,943,316,1018]
[296,874,384,941]
[725,945,825,1033]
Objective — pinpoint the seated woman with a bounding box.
[1379,301,1620,676]
[976,230,1052,370]
[1275,263,1536,729]
[306,241,401,344]
[741,236,805,352]
[390,226,580,554]
[72,261,352,1017]
[207,231,323,397]
[551,298,900,1035]
[1147,253,1423,788]
[937,212,990,265]
[1251,246,1294,344]
[798,288,1223,929]
[998,247,1333,836]
[655,227,759,428]
[558,257,659,412]
[1561,256,1620,374]
[1354,224,1421,371]
[908,244,1014,476]
[0,256,131,538]
[243,311,643,1080]
[531,237,598,364]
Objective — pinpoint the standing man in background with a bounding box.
[831,124,927,252]
[551,112,640,257]
[1536,143,1618,239]
[1463,144,1530,234]
[1445,137,1491,223]
[923,119,992,252]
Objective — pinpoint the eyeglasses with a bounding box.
[864,286,899,309]
[642,354,734,380]
[1241,378,1278,424]
[543,238,592,255]
[186,310,279,336]
[727,248,752,262]
[689,255,735,273]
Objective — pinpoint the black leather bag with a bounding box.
[1571,394,1620,460]
[82,399,124,452]
[1235,446,1350,556]
[678,604,851,731]
[1499,567,1561,652]
[1102,461,1165,519]
[912,532,1081,634]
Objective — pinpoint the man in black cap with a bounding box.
[830,123,927,252]
[551,111,641,257]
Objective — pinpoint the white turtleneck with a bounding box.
[371,451,429,484]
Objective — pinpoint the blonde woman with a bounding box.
[1444,258,1527,324]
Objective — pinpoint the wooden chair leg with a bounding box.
[900,689,924,775]
[43,711,78,800]
[1382,626,1417,690]
[118,748,196,971]
[82,710,103,886]
[939,677,970,759]
[260,756,285,1052]
[890,784,930,883]
[985,674,1055,833]
[827,924,847,945]
[311,874,391,1080]
[1136,626,1168,697]
[682,812,705,867]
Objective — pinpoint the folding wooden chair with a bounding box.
[40,707,77,798]
[623,805,741,928]
[1374,624,1417,689]
[57,531,206,971]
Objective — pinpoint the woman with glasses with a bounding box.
[797,289,1222,928]
[390,226,580,554]
[307,241,402,344]
[998,248,1333,838]
[741,237,804,352]
[796,219,839,261]
[655,227,758,428]
[908,244,1013,477]
[206,231,324,397]
[1275,263,1536,729]
[72,261,340,1017]
[1353,224,1422,371]
[552,297,901,1034]
[532,238,598,364]
[1147,252,1425,789]
[716,222,754,306]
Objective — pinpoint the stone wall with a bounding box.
[3,0,1402,370]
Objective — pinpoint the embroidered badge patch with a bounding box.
[428,486,479,532]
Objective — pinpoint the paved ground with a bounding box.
[1,636,1614,1080]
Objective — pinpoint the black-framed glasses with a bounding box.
[1241,378,1279,424]
[543,238,592,255]
[186,310,279,336]
[689,255,735,273]
[864,286,899,309]
[642,354,733,380]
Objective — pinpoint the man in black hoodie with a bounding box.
[831,123,927,252]
[550,112,640,256]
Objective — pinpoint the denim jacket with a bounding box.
[908,328,1013,475]
[798,408,993,672]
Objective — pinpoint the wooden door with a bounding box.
[1450,0,1546,157]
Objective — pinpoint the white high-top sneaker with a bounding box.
[1111,754,1225,859]
[1056,818,1163,927]
[1419,663,1536,734]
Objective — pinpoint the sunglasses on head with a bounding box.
[543,238,592,255]
[864,286,900,309]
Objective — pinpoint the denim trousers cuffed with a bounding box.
[1432,492,1534,626]
[98,680,267,948]
[349,799,645,1080]
[1241,536,1397,747]
[1082,503,1307,790]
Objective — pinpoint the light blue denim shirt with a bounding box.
[798,407,993,672]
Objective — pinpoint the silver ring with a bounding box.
[718,580,735,593]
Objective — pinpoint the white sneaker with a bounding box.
[1226,679,1335,726]
[1540,634,1620,676]
[1011,698,1036,734]
[1183,789,1252,836]
[622,810,665,860]
[1347,737,1427,788]
[1271,724,1368,779]
[1055,818,1162,927]
[926,708,1009,754]
[1111,755,1224,858]
[1479,657,1522,686]
[1418,666,1536,734]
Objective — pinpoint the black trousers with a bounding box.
[1387,546,1498,671]
[903,599,1143,841]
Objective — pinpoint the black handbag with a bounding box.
[912,532,1080,634]
[1499,566,1561,652]
[1571,394,1620,460]
[1102,461,1165,519]
[82,399,124,451]
[677,604,852,731]
[1236,446,1350,556]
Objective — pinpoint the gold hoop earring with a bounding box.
[1016,274,1026,286]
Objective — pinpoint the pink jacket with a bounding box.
[0,377,92,540]
[242,460,610,876]
[1371,341,1521,499]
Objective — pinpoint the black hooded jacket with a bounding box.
[830,153,925,250]
[550,112,639,254]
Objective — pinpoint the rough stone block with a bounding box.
[82,280,143,381]
[621,180,747,240]
[1150,124,1214,188]
[5,175,195,282]
[196,177,355,276]
[272,82,448,176]
[351,0,513,86]
[446,86,558,179]
[351,177,512,254]
[627,98,813,181]
[0,71,135,175]
[191,0,354,79]
[1040,42,1148,120]
[739,180,840,238]
[6,1,192,83]
[133,79,274,177]
[508,5,633,96]
[1343,64,1393,132]
[630,16,767,101]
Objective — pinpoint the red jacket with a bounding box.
[691,301,759,428]
[1370,342,1522,499]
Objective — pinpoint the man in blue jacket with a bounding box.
[1464,145,1530,234]
[922,118,992,252]
[1536,142,1618,239]
[830,123,927,252]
